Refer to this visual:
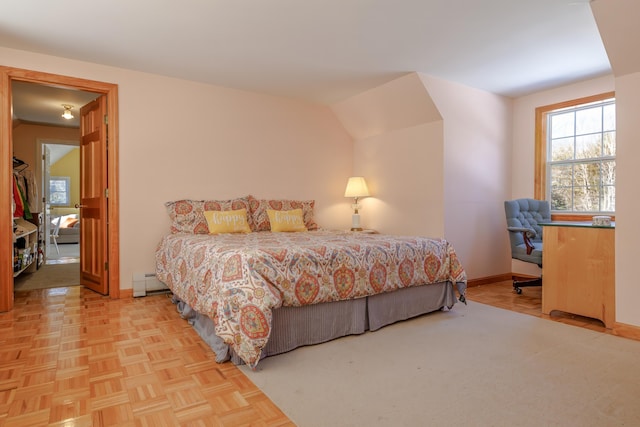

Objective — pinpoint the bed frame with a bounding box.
[174,281,457,365]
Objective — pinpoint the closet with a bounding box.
[12,157,43,277]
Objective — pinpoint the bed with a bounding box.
[52,214,80,244]
[155,196,467,368]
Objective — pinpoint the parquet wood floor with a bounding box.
[0,281,624,426]
[0,287,294,427]
[466,280,610,334]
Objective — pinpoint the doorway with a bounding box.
[41,141,81,265]
[13,140,83,292]
[1,67,121,311]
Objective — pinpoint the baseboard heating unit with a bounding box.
[132,273,170,297]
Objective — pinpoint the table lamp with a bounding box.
[344,176,370,231]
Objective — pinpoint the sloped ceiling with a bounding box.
[1,0,610,106]
[591,0,640,77]
[332,73,441,141]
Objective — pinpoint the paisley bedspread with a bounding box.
[155,230,467,367]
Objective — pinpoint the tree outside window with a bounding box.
[49,176,70,206]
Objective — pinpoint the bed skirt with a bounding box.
[174,281,457,365]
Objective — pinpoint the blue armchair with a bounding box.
[504,198,550,294]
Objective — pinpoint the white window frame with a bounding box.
[535,92,616,220]
[49,176,70,206]
[546,98,615,214]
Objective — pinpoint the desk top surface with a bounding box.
[539,221,615,229]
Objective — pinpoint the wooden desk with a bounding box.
[541,222,615,328]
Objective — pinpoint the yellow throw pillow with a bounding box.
[267,209,308,232]
[204,209,251,234]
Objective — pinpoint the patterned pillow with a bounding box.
[248,195,318,232]
[165,197,254,234]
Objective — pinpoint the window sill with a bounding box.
[551,213,616,222]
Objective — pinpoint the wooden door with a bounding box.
[79,96,108,295]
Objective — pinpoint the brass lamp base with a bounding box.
[350,227,363,231]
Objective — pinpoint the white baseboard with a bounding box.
[132,273,169,297]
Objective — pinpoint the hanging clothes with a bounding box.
[12,174,24,218]
[17,176,31,220]
[12,157,38,219]
[22,170,38,212]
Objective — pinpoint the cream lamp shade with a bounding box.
[344,176,370,231]
[344,176,370,199]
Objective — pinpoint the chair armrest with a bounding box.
[508,226,537,255]
[507,226,536,239]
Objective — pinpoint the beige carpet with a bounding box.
[241,301,640,427]
[13,262,80,291]
[47,243,80,260]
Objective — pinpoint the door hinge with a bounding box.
[104,114,108,125]
[105,262,109,271]
[105,188,109,198]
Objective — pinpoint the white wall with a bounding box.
[420,75,513,280]
[591,0,640,331]
[2,46,354,290]
[354,121,445,237]
[333,73,513,280]
[613,72,640,326]
[331,73,445,237]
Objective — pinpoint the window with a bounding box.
[535,92,615,217]
[49,176,70,206]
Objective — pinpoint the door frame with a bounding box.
[1,67,120,311]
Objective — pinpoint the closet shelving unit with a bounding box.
[12,157,43,277]
[13,219,38,277]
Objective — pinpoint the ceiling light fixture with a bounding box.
[61,104,74,120]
